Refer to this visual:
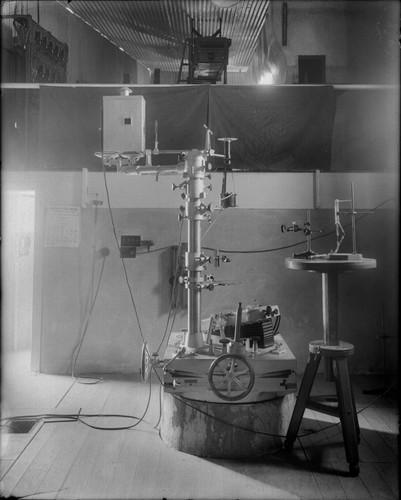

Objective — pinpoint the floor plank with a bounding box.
[54,423,114,500]
[374,462,399,498]
[2,422,69,498]
[357,412,398,463]
[298,411,346,474]
[312,467,347,499]
[337,470,372,500]
[0,460,14,479]
[1,366,398,500]
[31,421,91,500]
[214,455,323,500]
[0,423,55,494]
[358,463,398,500]
[361,407,399,455]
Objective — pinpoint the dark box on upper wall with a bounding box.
[1,89,40,170]
[1,14,68,83]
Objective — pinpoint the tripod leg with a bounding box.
[284,351,321,450]
[335,358,360,476]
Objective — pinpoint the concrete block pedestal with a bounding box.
[160,392,295,459]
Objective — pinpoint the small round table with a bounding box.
[285,255,377,379]
[284,254,376,476]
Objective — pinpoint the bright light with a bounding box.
[211,0,240,8]
[258,71,274,85]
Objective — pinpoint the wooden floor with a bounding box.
[0,352,398,500]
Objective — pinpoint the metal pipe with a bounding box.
[351,183,357,254]
[306,209,312,253]
[184,152,207,351]
[234,302,242,343]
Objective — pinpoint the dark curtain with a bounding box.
[208,85,336,171]
[2,85,336,171]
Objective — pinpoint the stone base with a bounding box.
[160,392,295,459]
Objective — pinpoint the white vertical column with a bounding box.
[184,151,207,351]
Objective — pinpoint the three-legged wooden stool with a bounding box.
[283,340,360,476]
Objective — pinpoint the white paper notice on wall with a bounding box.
[45,206,81,247]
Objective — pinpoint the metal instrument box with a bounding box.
[102,96,145,153]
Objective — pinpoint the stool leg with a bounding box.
[284,351,321,450]
[334,358,360,476]
[331,360,360,444]
[350,383,361,444]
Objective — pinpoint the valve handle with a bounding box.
[140,341,152,383]
[208,354,255,401]
[281,222,300,232]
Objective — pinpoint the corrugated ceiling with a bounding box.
[59,0,270,73]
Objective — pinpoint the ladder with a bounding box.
[177,18,229,85]
[177,38,190,84]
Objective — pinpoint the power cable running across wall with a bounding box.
[202,196,395,255]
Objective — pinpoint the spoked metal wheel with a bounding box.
[140,341,152,382]
[208,354,255,401]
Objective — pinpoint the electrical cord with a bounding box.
[101,160,184,362]
[1,376,154,432]
[297,379,399,437]
[101,152,186,424]
[102,166,183,367]
[70,203,105,384]
[78,372,154,431]
[71,254,106,382]
[102,163,159,426]
[230,170,236,197]
[164,377,399,440]
[90,155,396,435]
[155,220,184,355]
[202,196,395,255]
[201,207,224,241]
[78,196,394,259]
[2,377,396,435]
[135,245,172,254]
[1,412,144,423]
[153,382,163,430]
[102,168,148,351]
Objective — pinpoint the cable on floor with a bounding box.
[1,378,155,432]
[2,377,396,436]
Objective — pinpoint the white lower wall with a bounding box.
[2,170,399,376]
